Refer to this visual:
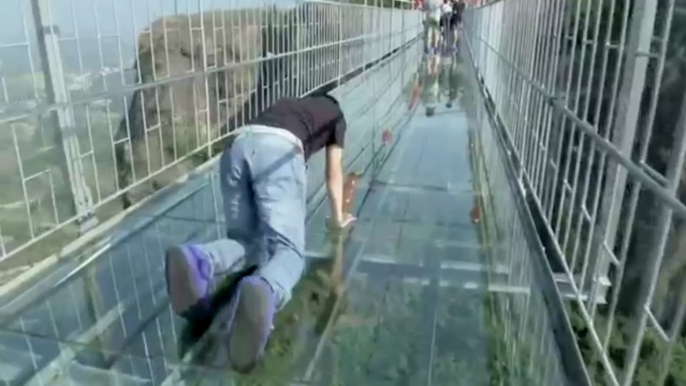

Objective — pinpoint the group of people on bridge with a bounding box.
[419,0,466,54]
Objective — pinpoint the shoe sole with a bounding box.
[228,280,272,373]
[166,246,201,316]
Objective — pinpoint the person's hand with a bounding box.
[326,213,357,231]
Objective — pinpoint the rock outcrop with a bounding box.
[115,9,262,207]
[115,4,354,207]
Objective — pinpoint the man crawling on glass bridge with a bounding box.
[164,93,357,374]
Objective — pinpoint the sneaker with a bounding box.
[165,245,213,320]
[227,276,276,373]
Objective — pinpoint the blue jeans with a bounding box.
[194,125,307,308]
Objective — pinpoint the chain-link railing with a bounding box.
[0,0,421,284]
[461,48,572,385]
[0,41,424,385]
[463,0,686,385]
[0,1,426,384]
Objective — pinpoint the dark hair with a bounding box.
[306,82,340,106]
[309,82,336,97]
[321,94,340,106]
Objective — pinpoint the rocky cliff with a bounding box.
[115,9,262,207]
[115,4,351,207]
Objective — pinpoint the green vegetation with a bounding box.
[569,304,686,386]
[181,228,528,386]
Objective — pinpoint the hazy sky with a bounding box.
[0,0,301,73]
[0,0,299,45]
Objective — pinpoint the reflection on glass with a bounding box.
[0,46,569,386]
[421,54,440,117]
[419,53,463,117]
[441,57,460,109]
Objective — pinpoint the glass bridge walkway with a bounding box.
[0,49,570,386]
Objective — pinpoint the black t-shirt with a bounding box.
[452,1,464,20]
[249,96,346,161]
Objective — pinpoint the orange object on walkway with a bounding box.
[382,129,392,145]
[470,203,481,224]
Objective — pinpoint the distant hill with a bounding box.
[0,37,135,76]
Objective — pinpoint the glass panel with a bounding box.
[0,50,568,386]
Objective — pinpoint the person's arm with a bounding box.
[326,144,345,225]
[325,116,355,229]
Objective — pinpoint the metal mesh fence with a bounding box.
[461,20,571,386]
[0,38,424,386]
[463,0,686,385]
[0,0,420,278]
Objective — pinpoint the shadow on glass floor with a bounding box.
[0,51,521,386]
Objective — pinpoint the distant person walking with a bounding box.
[440,0,453,40]
[422,0,443,54]
[449,0,465,50]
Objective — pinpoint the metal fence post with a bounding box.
[585,0,658,306]
[198,0,213,160]
[372,0,379,178]
[337,0,344,87]
[296,0,302,97]
[30,0,96,233]
[400,0,405,91]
